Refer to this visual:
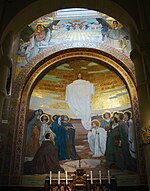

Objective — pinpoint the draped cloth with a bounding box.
[66,79,95,130]
[88,128,107,157]
[51,116,69,160]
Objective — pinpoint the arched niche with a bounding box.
[9,48,141,180]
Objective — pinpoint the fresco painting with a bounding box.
[24,60,137,178]
[16,9,131,75]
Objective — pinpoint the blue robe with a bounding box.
[51,116,69,160]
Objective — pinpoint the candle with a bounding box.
[108,170,110,184]
[50,171,52,185]
[58,171,60,185]
[90,171,93,184]
[65,171,68,185]
[99,170,101,185]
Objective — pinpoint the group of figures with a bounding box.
[18,18,130,67]
[88,110,137,171]
[25,107,137,175]
[24,110,79,174]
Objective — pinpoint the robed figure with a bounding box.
[66,73,95,130]
[106,117,137,171]
[24,132,64,174]
[51,115,69,160]
[88,120,107,157]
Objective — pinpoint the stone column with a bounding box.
[130,40,150,189]
[0,31,13,122]
[135,1,150,187]
[0,55,12,122]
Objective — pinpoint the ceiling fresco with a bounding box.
[16,9,131,75]
[30,59,131,117]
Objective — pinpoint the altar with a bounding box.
[44,164,117,191]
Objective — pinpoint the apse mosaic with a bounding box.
[29,60,131,116]
[17,9,131,75]
[24,59,138,180]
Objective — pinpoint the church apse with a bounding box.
[9,8,145,187]
[23,59,138,186]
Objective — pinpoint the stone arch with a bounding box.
[9,48,140,181]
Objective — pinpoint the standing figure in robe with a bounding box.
[106,117,137,171]
[26,125,40,157]
[39,113,55,145]
[124,110,136,159]
[65,73,95,130]
[118,112,129,139]
[51,115,69,160]
[88,119,107,157]
[101,111,111,131]
[24,132,64,174]
[26,109,43,145]
[62,115,79,160]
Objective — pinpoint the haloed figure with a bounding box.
[88,119,107,157]
[106,117,137,171]
[124,111,136,159]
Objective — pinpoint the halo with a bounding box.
[102,111,111,119]
[62,115,70,122]
[40,114,50,124]
[51,114,58,122]
[91,119,100,127]
[112,111,120,117]
[123,110,132,118]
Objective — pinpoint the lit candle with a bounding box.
[108,170,110,184]
[65,171,68,185]
[50,171,52,185]
[58,171,60,185]
[90,171,93,184]
[99,170,101,185]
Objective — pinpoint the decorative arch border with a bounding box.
[16,41,135,79]
[9,47,141,184]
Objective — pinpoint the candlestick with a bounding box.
[99,170,102,185]
[50,171,52,185]
[90,171,93,184]
[79,159,81,168]
[65,171,68,185]
[58,171,60,185]
[108,170,110,184]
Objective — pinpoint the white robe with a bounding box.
[66,79,95,130]
[88,127,107,157]
[39,122,54,145]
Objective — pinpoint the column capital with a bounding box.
[140,125,150,145]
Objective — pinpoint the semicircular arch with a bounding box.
[10,48,139,177]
